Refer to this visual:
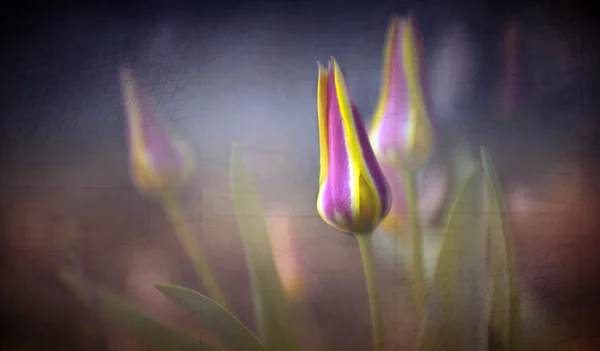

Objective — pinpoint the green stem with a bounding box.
[403,170,427,320]
[160,192,231,311]
[356,234,384,351]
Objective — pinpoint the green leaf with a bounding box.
[373,228,443,286]
[442,134,479,225]
[58,270,220,351]
[420,228,444,285]
[229,143,300,351]
[481,147,522,351]
[156,284,268,351]
[419,164,489,351]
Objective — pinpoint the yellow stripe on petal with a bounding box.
[402,18,434,161]
[317,63,329,186]
[403,18,426,114]
[332,59,383,229]
[119,68,153,186]
[357,174,378,231]
[120,69,144,154]
[371,17,402,134]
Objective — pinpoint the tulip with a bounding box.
[119,67,230,311]
[316,59,392,234]
[119,67,195,197]
[369,15,434,172]
[316,58,390,351]
[369,15,434,320]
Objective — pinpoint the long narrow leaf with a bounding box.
[58,270,219,351]
[229,143,300,351]
[156,284,268,351]
[419,165,489,351]
[374,228,443,287]
[442,134,479,226]
[481,147,522,350]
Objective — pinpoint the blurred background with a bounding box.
[1,0,599,350]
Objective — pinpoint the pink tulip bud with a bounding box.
[119,68,195,197]
[370,15,434,171]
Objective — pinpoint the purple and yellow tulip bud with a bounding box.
[119,67,195,197]
[369,15,434,171]
[316,59,391,234]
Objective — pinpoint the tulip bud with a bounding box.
[370,15,434,171]
[316,59,391,234]
[119,67,195,197]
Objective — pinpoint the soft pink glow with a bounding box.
[265,204,302,298]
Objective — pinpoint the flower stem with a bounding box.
[356,234,384,351]
[403,170,427,320]
[160,192,231,311]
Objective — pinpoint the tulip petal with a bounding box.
[119,67,194,193]
[317,59,391,233]
[120,68,146,161]
[317,63,329,185]
[318,62,354,228]
[334,61,390,216]
[120,68,154,189]
[370,16,434,171]
[403,15,433,155]
[122,69,183,172]
[140,103,184,177]
[371,17,409,156]
[403,15,429,116]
